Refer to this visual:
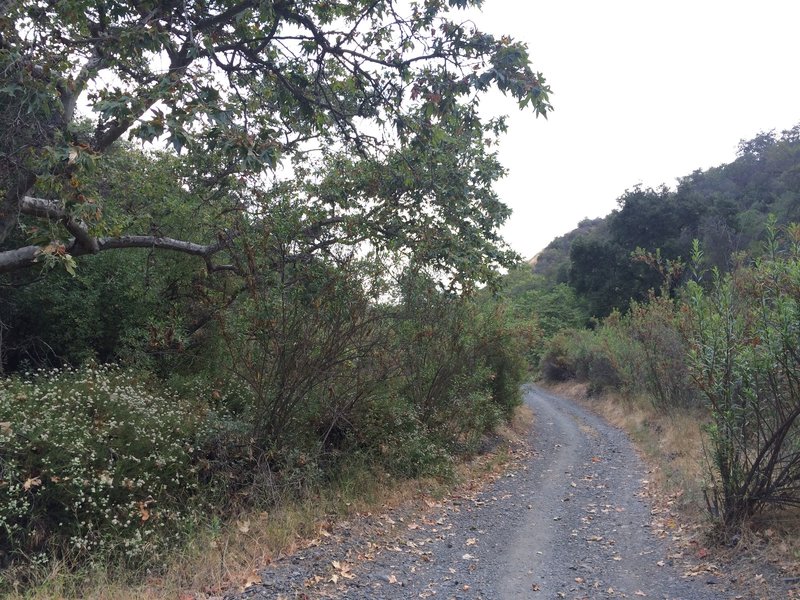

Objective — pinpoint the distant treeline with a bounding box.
[532,126,800,317]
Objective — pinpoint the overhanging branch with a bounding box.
[0,234,235,274]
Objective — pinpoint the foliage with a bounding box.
[539,293,695,408]
[530,126,800,317]
[0,142,224,374]
[392,273,526,444]
[488,265,588,366]
[0,0,550,279]
[0,365,227,570]
[683,226,800,528]
[0,1,548,587]
[625,294,696,409]
[353,393,454,479]
[530,217,604,284]
[539,326,627,396]
[218,255,384,453]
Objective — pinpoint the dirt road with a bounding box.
[237,385,738,599]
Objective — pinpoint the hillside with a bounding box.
[529,126,800,316]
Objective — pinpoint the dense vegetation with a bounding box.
[0,0,544,589]
[533,126,800,317]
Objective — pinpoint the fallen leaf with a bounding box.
[387,574,399,584]
[0,422,12,435]
[242,572,261,589]
[23,476,42,491]
[237,520,251,534]
[331,560,354,580]
[466,538,477,546]
[635,591,647,597]
[305,575,323,587]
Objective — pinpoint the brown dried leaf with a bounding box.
[23,477,42,491]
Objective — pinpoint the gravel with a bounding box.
[231,385,759,599]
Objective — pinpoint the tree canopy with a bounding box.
[527,126,800,317]
[0,0,551,280]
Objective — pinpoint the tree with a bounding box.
[0,0,551,280]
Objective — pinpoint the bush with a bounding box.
[539,331,577,382]
[393,279,526,452]
[540,295,696,410]
[540,327,627,395]
[625,295,698,410]
[354,394,453,479]
[684,228,800,528]
[0,365,224,568]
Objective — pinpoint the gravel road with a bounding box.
[234,385,744,599]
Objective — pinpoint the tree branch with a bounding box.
[59,52,105,125]
[20,196,99,253]
[1,202,235,274]
[0,235,233,274]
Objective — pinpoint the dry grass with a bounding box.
[8,404,533,600]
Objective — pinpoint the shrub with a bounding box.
[540,295,696,410]
[540,327,628,395]
[0,365,224,569]
[684,228,800,528]
[539,331,577,382]
[625,295,698,410]
[354,393,453,479]
[392,280,527,452]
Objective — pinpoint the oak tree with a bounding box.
[0,0,551,279]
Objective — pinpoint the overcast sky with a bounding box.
[461,0,800,259]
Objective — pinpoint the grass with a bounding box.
[6,403,533,600]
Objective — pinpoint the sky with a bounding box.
[461,0,800,259]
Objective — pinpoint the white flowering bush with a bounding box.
[0,365,224,565]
